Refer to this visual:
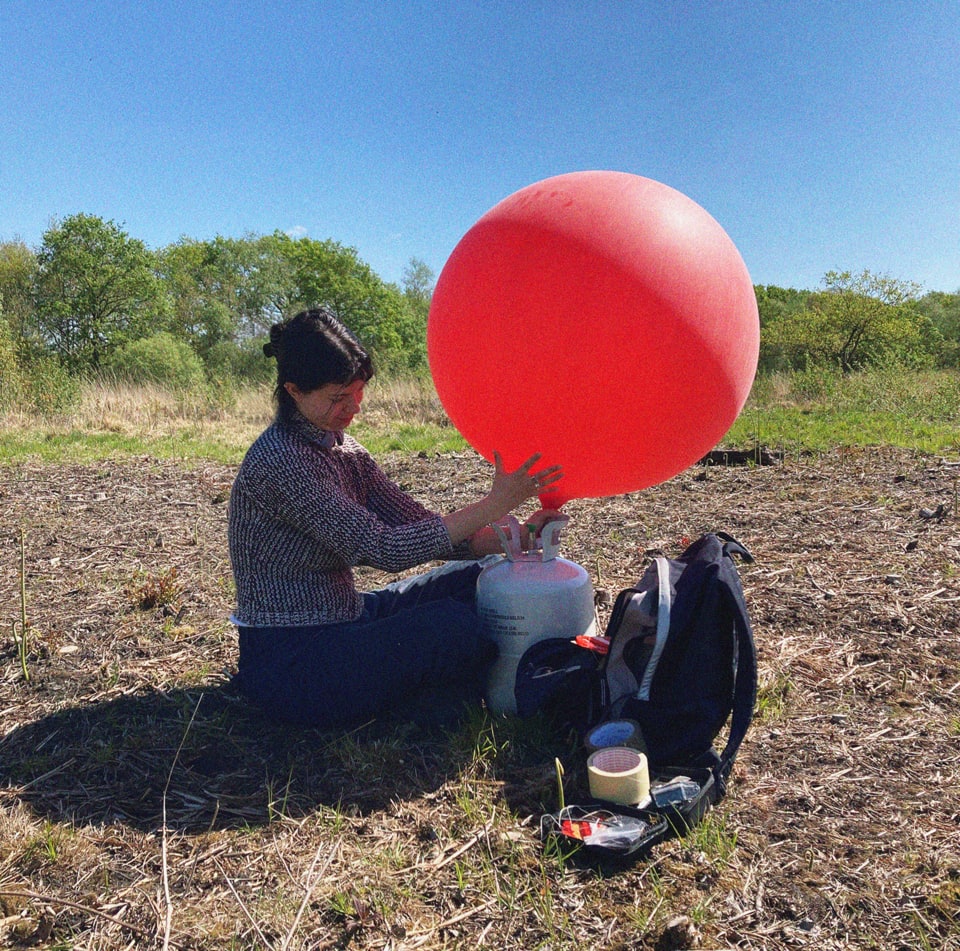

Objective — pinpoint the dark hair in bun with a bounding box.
[266,307,374,422]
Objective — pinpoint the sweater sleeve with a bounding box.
[360,453,477,559]
[240,431,455,573]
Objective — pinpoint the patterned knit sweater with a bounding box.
[228,414,459,626]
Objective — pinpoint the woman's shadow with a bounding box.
[0,682,485,834]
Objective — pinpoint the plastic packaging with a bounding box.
[650,777,702,808]
[540,806,653,854]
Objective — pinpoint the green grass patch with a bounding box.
[0,428,250,465]
[728,366,960,455]
[350,420,468,456]
[727,405,960,454]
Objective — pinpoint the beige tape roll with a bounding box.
[584,718,647,755]
[587,746,650,806]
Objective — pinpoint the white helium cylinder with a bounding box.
[478,551,596,716]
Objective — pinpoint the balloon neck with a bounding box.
[539,489,567,509]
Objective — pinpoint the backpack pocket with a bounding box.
[512,637,598,722]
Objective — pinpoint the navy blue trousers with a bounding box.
[235,559,496,728]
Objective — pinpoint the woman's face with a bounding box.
[285,379,365,431]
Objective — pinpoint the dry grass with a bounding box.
[1,445,959,949]
[0,378,453,463]
[356,377,449,429]
[78,380,272,432]
[2,377,448,438]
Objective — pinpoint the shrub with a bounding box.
[204,337,274,384]
[23,355,83,415]
[0,314,25,410]
[105,332,205,388]
[0,306,82,415]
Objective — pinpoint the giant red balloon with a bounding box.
[427,171,759,506]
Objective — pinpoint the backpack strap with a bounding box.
[636,556,672,701]
[714,541,757,797]
[717,531,754,564]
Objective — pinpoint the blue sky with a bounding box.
[2,0,958,293]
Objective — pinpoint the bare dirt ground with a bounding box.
[1,447,958,949]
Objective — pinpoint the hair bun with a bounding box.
[264,320,286,360]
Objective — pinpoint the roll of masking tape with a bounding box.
[584,718,647,756]
[587,746,650,806]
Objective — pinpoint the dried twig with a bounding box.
[280,839,341,951]
[161,693,204,951]
[0,889,176,947]
[16,526,29,681]
[213,857,274,949]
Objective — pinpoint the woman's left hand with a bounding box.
[442,452,563,548]
[490,452,563,510]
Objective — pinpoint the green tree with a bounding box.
[158,232,296,364]
[754,284,809,329]
[399,257,434,367]
[402,257,434,313]
[0,240,38,347]
[817,270,931,370]
[157,237,240,360]
[917,290,960,367]
[281,235,424,369]
[32,214,166,372]
[754,284,810,372]
[233,232,297,340]
[156,231,433,376]
[763,270,935,372]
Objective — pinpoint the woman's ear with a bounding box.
[283,381,301,400]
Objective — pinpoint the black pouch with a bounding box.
[544,763,718,863]
[513,637,599,724]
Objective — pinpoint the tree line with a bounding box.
[0,214,435,399]
[1,213,959,403]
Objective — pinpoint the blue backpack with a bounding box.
[593,532,756,795]
[515,532,756,795]
[532,533,757,858]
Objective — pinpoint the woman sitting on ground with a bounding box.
[227,307,562,727]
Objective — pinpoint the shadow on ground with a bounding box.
[0,684,495,833]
